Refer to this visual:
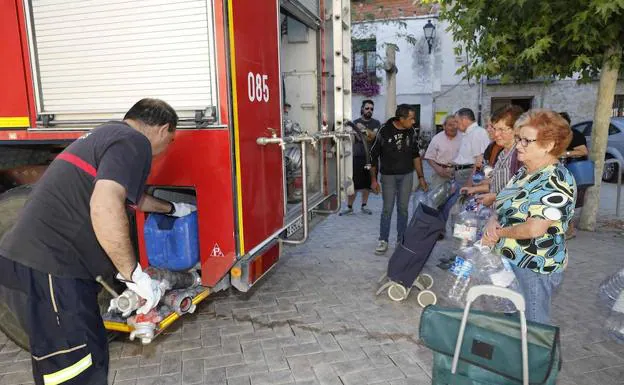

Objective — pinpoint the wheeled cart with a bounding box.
[376,203,445,307]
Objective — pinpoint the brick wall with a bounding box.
[351,0,434,21]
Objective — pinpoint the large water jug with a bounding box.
[144,212,200,271]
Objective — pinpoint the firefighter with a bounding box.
[0,98,195,385]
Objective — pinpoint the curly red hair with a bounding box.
[514,109,572,157]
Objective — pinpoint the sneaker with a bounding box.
[375,240,388,255]
[361,206,372,215]
[339,207,353,216]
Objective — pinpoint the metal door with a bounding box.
[228,0,284,256]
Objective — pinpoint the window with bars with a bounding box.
[352,38,379,96]
[353,39,376,75]
[613,95,624,117]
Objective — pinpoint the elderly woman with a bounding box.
[461,105,524,206]
[482,109,575,324]
[482,116,502,167]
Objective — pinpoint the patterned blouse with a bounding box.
[494,163,577,274]
[489,146,515,194]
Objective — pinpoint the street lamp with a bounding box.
[423,20,436,54]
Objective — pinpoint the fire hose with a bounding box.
[97,267,202,344]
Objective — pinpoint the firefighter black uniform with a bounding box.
[0,122,152,385]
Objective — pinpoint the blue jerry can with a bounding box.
[144,212,200,271]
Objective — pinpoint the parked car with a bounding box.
[571,117,624,183]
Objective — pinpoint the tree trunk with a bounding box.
[579,45,622,231]
[384,45,397,120]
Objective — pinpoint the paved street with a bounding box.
[1,181,624,385]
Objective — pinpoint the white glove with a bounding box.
[116,265,163,314]
[168,202,197,217]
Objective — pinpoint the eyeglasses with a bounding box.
[514,135,538,147]
[493,125,513,133]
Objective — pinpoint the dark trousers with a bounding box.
[0,255,108,385]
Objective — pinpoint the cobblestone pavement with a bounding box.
[1,181,624,385]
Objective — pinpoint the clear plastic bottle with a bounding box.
[426,180,453,209]
[475,204,493,239]
[446,248,475,305]
[470,243,518,313]
[605,291,624,343]
[452,204,479,250]
[599,269,624,308]
[472,169,485,184]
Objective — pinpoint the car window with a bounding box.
[572,122,592,136]
[609,124,621,135]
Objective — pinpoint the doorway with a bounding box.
[490,97,533,113]
[279,11,322,222]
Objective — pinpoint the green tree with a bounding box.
[427,0,623,230]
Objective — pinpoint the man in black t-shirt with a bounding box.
[0,98,195,385]
[340,99,381,216]
[369,104,429,255]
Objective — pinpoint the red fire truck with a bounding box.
[0,0,354,347]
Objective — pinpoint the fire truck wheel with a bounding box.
[0,300,29,351]
[0,185,32,240]
[0,287,120,352]
[0,186,120,350]
[0,147,51,171]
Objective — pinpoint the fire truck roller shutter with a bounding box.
[25,0,218,123]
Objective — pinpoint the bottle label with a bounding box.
[450,257,473,278]
[490,270,515,287]
[453,224,477,241]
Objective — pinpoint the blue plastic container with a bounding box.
[566,160,595,188]
[144,212,199,271]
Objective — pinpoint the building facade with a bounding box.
[351,0,624,133]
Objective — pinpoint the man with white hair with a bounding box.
[424,115,461,190]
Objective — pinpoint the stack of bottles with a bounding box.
[445,241,518,311]
[450,197,492,251]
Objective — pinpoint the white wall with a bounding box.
[351,17,441,130]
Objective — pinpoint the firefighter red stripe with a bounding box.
[56,153,97,177]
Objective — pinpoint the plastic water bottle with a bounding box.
[447,248,475,305]
[605,292,624,343]
[475,205,493,239]
[426,180,454,209]
[472,169,485,184]
[452,205,479,250]
[412,190,428,209]
[470,243,518,313]
[599,269,624,308]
